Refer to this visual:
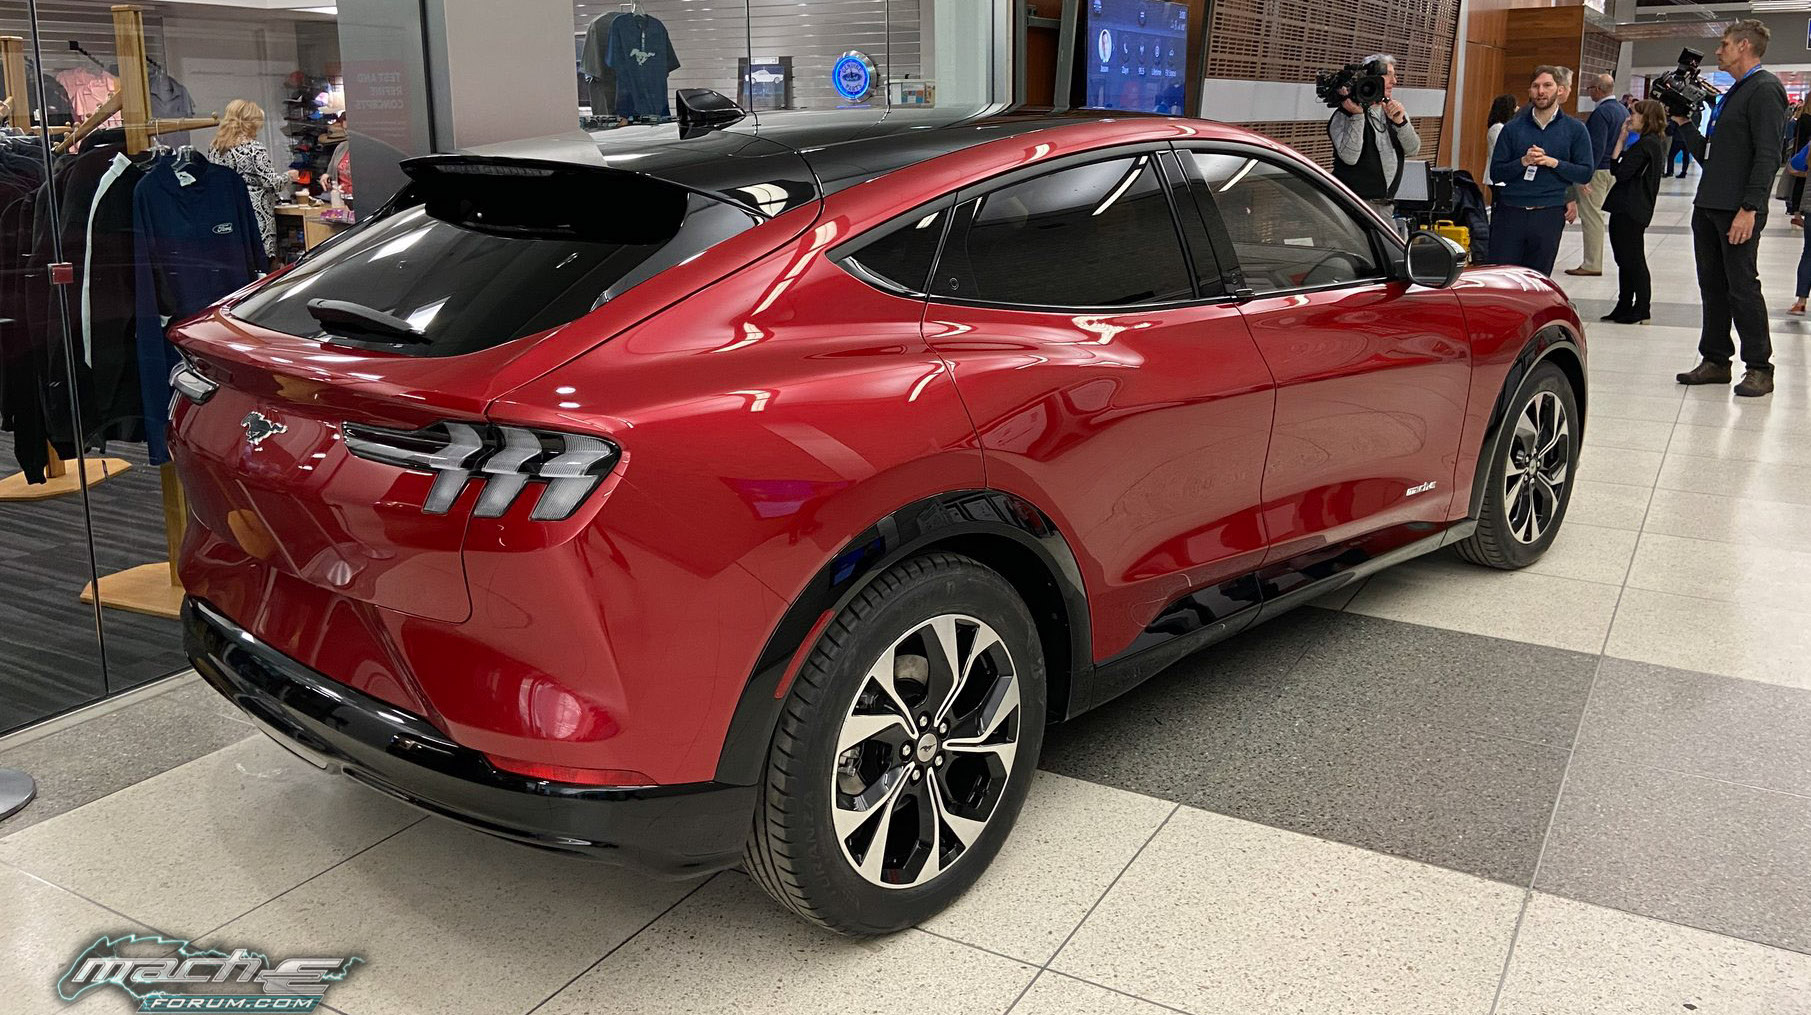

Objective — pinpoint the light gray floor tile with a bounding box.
[1519,522,1639,586]
[1585,370,1695,402]
[0,865,156,1015]
[1575,447,1664,487]
[1587,390,1685,424]
[1676,395,1811,435]
[1011,973,1182,1015]
[1576,657,1811,798]
[1050,807,1522,1015]
[1667,423,1811,467]
[1562,479,1653,531]
[1605,586,1811,691]
[198,820,698,1015]
[1345,556,1620,654]
[1537,755,1811,954]
[534,874,1036,1015]
[1496,893,1811,1015]
[1641,488,1811,553]
[1657,452,1811,507]
[1626,531,1811,612]
[0,681,254,838]
[921,773,1173,965]
[0,737,419,934]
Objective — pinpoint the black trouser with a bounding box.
[1608,213,1651,314]
[1667,137,1691,175]
[1487,204,1567,276]
[1693,206,1773,371]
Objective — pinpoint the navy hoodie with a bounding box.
[1489,105,1595,207]
[132,155,263,463]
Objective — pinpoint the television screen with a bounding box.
[1083,0,1188,115]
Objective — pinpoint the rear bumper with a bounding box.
[183,597,755,878]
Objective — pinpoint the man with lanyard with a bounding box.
[1671,19,1787,398]
[1328,53,1421,225]
[1486,65,1594,275]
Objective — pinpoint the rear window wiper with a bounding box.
[306,299,430,344]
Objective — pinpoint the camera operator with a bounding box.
[1671,19,1787,398]
[1487,66,1594,275]
[1328,53,1421,217]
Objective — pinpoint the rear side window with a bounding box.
[944,154,1193,308]
[843,206,951,294]
[232,167,760,356]
[1184,152,1380,295]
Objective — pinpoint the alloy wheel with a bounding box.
[829,614,1021,889]
[1502,390,1571,544]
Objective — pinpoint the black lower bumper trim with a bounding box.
[182,598,754,878]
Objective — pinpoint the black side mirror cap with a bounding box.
[1405,229,1466,289]
[676,88,747,137]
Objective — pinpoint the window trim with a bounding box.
[1172,141,1407,300]
[925,144,1233,314]
[829,193,960,298]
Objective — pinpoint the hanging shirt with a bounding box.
[606,13,680,119]
[133,156,265,463]
[582,12,623,117]
[55,67,121,128]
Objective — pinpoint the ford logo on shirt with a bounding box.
[214,222,235,235]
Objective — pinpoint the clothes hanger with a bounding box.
[67,41,109,73]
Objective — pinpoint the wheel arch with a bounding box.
[1466,323,1587,521]
[711,489,1091,786]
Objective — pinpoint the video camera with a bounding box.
[1650,47,1721,121]
[1315,60,1389,110]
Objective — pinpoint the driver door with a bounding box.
[1174,146,1471,566]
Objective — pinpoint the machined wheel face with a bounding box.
[830,614,1021,890]
[1503,389,1571,545]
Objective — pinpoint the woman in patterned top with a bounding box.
[207,99,286,265]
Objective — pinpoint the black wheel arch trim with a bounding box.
[712,489,1091,786]
[1467,324,1586,521]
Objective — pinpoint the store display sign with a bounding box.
[1084,0,1188,115]
[833,51,877,103]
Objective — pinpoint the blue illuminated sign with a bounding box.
[833,52,875,102]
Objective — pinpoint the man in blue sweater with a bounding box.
[1487,66,1597,275]
[1565,72,1630,277]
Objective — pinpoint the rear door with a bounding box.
[1174,145,1471,568]
[911,146,1276,664]
[168,159,782,624]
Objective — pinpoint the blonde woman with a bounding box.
[208,99,286,262]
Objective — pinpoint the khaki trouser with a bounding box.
[1574,168,1614,272]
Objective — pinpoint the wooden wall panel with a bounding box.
[1502,6,1586,116]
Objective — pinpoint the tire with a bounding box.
[1455,361,1581,569]
[743,552,1047,935]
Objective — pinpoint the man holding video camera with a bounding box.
[1670,20,1786,397]
[1328,53,1421,216]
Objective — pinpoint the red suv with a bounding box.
[173,107,1585,935]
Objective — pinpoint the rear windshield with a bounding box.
[231,165,761,356]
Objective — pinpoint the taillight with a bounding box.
[341,421,619,521]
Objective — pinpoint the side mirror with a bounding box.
[676,88,747,137]
[1405,230,1465,289]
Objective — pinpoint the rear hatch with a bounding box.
[168,149,816,625]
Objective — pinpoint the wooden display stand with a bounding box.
[0,38,130,500]
[72,6,219,620]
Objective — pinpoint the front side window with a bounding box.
[944,154,1193,308]
[1186,153,1380,295]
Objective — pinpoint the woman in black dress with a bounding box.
[1602,100,1668,325]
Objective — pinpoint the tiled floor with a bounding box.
[3,178,1810,1013]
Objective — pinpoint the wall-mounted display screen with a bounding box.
[1084,0,1187,115]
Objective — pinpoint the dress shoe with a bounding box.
[1677,360,1732,385]
[1734,369,1775,397]
[1565,268,1603,276]
[1600,305,1631,322]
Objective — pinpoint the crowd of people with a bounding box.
[1331,19,1788,399]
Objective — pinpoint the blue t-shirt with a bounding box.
[606,14,680,119]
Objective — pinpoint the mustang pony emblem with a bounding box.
[241,411,288,447]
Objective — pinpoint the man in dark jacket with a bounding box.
[1487,66,1595,275]
[1672,19,1788,397]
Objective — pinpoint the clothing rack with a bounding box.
[78,4,220,620]
[0,35,130,501]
